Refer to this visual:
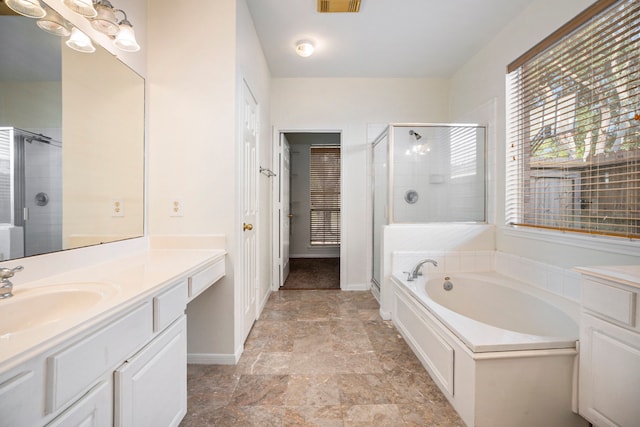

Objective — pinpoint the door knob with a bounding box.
[243,223,253,231]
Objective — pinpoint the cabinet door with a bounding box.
[579,314,640,427]
[114,315,187,427]
[47,380,111,427]
[0,360,42,427]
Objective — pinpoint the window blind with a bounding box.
[0,131,11,224]
[310,146,341,245]
[506,0,640,238]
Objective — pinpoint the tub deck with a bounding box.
[391,272,579,353]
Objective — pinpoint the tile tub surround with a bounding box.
[0,246,226,370]
[180,290,465,426]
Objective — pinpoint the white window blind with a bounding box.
[0,130,11,224]
[506,0,640,238]
[310,146,341,245]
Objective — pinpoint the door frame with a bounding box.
[271,127,345,291]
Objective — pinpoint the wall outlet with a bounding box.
[112,199,124,217]
[170,199,183,217]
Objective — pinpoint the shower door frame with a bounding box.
[370,123,488,291]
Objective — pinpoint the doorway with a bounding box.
[273,131,342,290]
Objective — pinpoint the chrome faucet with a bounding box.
[0,266,24,299]
[407,259,438,280]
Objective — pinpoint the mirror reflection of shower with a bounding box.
[0,127,62,259]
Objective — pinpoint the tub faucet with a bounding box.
[408,259,438,280]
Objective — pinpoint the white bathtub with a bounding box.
[391,271,587,427]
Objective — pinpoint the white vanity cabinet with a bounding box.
[114,315,187,427]
[578,275,640,427]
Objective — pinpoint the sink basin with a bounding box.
[0,282,119,337]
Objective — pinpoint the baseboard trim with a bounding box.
[289,254,340,258]
[187,352,238,365]
[342,282,370,291]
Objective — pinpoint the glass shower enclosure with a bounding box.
[0,127,62,259]
[371,123,486,290]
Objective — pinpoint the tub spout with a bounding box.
[409,259,438,280]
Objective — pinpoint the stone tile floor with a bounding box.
[179,290,465,426]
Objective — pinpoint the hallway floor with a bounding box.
[281,258,340,289]
[179,290,464,426]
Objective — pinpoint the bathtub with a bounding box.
[391,271,588,427]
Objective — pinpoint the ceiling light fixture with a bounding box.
[113,10,140,52]
[5,0,46,18]
[37,6,71,37]
[65,27,96,53]
[63,0,97,18]
[295,40,315,58]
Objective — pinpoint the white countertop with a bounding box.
[0,247,225,371]
[574,265,640,289]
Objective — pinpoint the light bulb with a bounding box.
[66,27,96,53]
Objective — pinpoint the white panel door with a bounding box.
[241,80,258,341]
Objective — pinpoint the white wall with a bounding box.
[449,0,640,268]
[271,78,450,289]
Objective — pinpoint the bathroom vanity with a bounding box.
[0,246,225,427]
[575,265,640,427]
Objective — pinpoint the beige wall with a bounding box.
[147,0,271,358]
[62,46,144,248]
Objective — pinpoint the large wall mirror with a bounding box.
[0,4,144,261]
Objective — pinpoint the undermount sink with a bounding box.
[0,282,119,337]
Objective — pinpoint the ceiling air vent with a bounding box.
[318,0,361,13]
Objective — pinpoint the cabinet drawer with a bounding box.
[46,302,153,413]
[188,259,225,299]
[154,280,187,332]
[583,279,636,327]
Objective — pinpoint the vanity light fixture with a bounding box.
[37,6,71,37]
[295,40,315,57]
[65,27,96,53]
[5,0,46,18]
[63,0,97,18]
[90,0,119,35]
[113,10,140,52]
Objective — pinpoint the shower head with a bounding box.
[24,134,52,144]
[409,130,422,140]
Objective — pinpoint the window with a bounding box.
[506,0,640,238]
[310,146,340,245]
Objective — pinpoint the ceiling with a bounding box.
[246,0,536,78]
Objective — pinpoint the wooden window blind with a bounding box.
[506,0,640,238]
[310,146,341,245]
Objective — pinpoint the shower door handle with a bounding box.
[23,207,29,222]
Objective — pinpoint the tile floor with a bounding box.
[179,290,465,426]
